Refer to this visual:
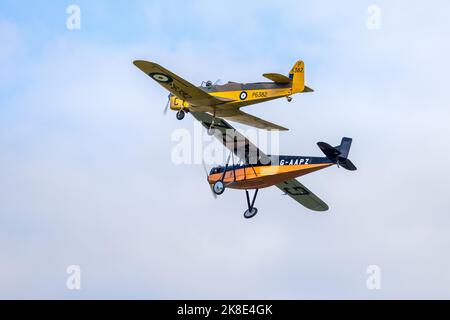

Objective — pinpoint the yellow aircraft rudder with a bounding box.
[289,60,305,93]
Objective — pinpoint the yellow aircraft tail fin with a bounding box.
[289,60,305,93]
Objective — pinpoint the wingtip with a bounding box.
[133,60,147,70]
[133,60,158,70]
[313,204,329,212]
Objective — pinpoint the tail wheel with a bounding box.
[244,189,259,219]
[244,208,258,219]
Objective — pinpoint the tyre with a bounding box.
[244,207,258,219]
[176,110,185,120]
[213,181,225,195]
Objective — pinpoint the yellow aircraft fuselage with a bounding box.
[133,59,311,130]
[169,84,296,112]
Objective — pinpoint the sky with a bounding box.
[1,0,450,299]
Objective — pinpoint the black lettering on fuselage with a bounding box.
[252,91,268,99]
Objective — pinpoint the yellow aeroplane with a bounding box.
[133,60,313,133]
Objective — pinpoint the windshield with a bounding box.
[201,79,223,87]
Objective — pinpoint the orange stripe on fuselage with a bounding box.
[207,163,333,190]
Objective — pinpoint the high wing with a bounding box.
[263,73,292,84]
[190,112,271,165]
[133,60,231,106]
[220,110,288,131]
[276,179,329,212]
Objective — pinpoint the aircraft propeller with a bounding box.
[202,160,217,199]
[163,94,171,115]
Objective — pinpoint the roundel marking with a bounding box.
[149,73,173,83]
[239,91,248,100]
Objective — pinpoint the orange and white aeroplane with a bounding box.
[133,60,313,133]
[191,112,357,219]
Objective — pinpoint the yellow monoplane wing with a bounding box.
[276,179,329,211]
[219,110,288,131]
[133,60,229,106]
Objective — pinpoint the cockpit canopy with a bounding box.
[209,163,249,175]
[209,166,223,175]
[201,80,224,88]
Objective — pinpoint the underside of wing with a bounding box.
[133,60,227,106]
[276,179,329,212]
[190,112,271,165]
[263,73,292,84]
[219,110,288,131]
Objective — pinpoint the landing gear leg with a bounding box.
[208,125,215,136]
[244,189,259,219]
[208,109,217,135]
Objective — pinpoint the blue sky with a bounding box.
[1,1,450,299]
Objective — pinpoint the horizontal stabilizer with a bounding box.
[318,137,357,171]
[340,159,357,171]
[318,142,341,160]
[263,73,292,84]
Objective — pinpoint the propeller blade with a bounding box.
[163,99,170,115]
[209,185,217,199]
[202,161,217,199]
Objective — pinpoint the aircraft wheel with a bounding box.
[207,127,216,136]
[244,207,258,219]
[213,181,225,195]
[287,96,293,102]
[176,110,185,120]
